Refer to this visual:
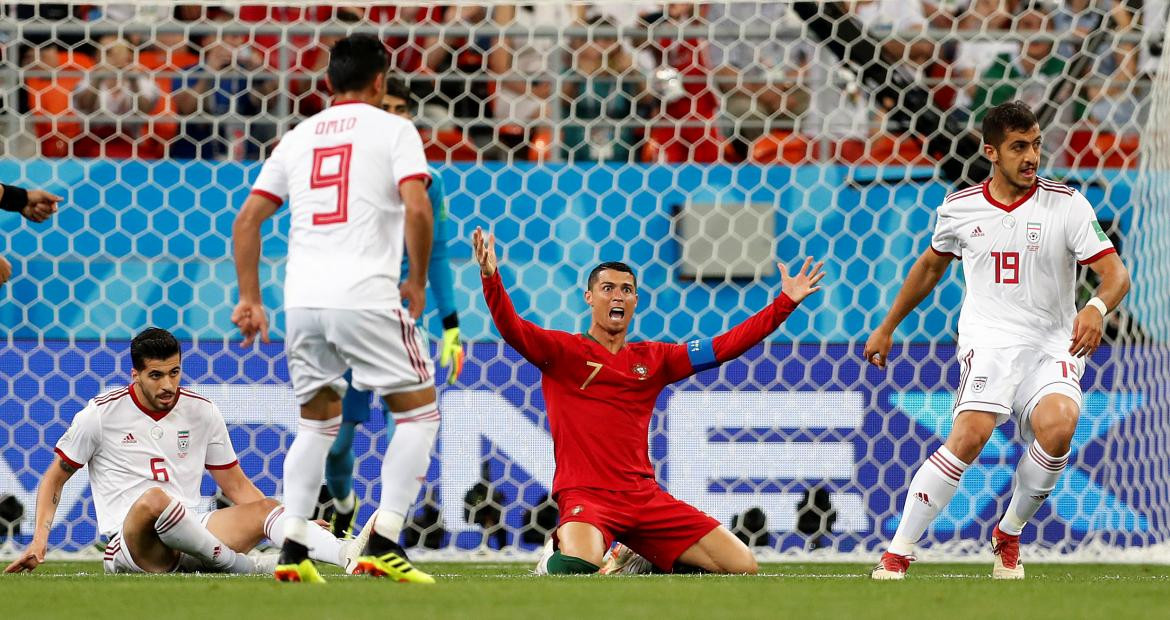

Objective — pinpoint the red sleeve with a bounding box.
[481,272,564,367]
[714,293,799,360]
[54,447,84,469]
[663,293,800,383]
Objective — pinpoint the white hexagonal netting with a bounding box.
[0,1,1167,562]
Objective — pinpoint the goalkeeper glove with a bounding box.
[440,327,465,385]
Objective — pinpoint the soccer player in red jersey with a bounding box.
[472,227,825,574]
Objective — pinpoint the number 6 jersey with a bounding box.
[249,101,431,310]
[54,386,237,537]
[930,178,1116,354]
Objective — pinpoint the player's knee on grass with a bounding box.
[720,547,759,575]
[546,551,601,575]
[681,528,758,575]
[1030,395,1079,456]
[555,522,607,567]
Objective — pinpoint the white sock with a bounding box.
[263,505,346,566]
[333,491,355,514]
[282,417,341,544]
[999,441,1069,536]
[155,498,254,573]
[374,403,440,541]
[888,446,969,556]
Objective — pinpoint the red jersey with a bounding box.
[482,272,800,494]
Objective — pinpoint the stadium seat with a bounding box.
[1066,130,1139,169]
[25,49,94,158]
[751,131,819,164]
[833,134,930,166]
[424,128,478,162]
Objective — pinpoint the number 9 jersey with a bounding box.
[930,178,1116,354]
[249,100,431,310]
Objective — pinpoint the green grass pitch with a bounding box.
[2,562,1167,619]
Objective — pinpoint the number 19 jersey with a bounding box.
[250,101,431,310]
[931,178,1115,353]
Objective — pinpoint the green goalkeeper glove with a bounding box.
[440,327,464,385]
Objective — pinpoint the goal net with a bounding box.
[1,0,1167,563]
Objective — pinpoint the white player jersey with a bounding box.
[54,386,238,537]
[931,177,1116,352]
[250,100,430,310]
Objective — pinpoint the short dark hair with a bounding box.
[385,76,412,104]
[982,100,1038,148]
[587,261,637,291]
[130,328,181,371]
[327,34,390,95]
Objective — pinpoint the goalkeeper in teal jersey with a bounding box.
[323,77,464,537]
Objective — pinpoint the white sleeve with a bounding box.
[250,138,290,205]
[1065,191,1116,265]
[204,405,238,469]
[929,205,961,258]
[392,123,431,188]
[54,403,101,468]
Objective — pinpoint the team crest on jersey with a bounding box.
[972,376,987,393]
[1026,222,1042,251]
[632,363,649,380]
[177,430,190,458]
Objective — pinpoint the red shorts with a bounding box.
[553,480,720,572]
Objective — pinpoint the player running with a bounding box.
[864,101,1131,580]
[321,77,465,540]
[472,227,825,574]
[233,35,437,584]
[3,328,349,575]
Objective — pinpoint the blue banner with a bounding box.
[0,341,1156,553]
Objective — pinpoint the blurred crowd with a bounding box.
[4,1,1165,167]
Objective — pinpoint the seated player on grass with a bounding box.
[473,227,825,574]
[4,328,349,575]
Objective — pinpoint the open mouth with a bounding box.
[1020,167,1036,178]
[608,307,625,320]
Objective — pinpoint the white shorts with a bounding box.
[953,345,1084,442]
[102,511,213,574]
[285,307,435,405]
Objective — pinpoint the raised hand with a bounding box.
[472,226,498,277]
[779,257,826,304]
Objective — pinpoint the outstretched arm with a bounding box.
[474,227,563,367]
[863,248,953,368]
[666,258,826,382]
[4,456,77,573]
